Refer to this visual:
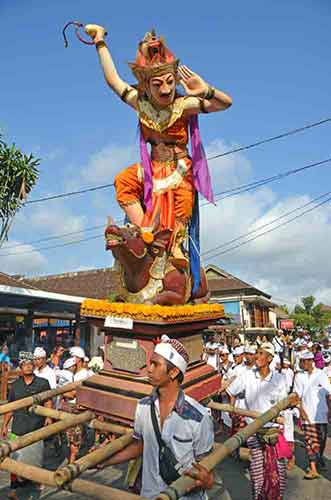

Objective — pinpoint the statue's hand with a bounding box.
[85,24,107,44]
[178,65,209,98]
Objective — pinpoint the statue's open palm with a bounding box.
[178,65,208,97]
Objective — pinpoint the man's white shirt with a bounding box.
[227,368,288,425]
[34,365,57,389]
[293,368,331,423]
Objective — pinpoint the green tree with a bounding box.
[293,295,331,330]
[0,136,40,247]
[279,304,289,315]
[301,295,315,314]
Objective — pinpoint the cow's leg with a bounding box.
[152,290,186,305]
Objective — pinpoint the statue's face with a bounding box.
[148,72,176,107]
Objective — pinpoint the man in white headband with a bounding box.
[293,350,331,479]
[227,341,288,499]
[97,335,214,499]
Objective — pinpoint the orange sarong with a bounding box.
[114,158,195,231]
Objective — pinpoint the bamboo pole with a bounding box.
[0,410,94,460]
[0,457,145,500]
[0,381,82,415]
[208,402,284,423]
[30,405,129,435]
[155,394,298,500]
[54,431,134,486]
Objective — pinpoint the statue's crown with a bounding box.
[129,30,179,83]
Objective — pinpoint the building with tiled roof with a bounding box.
[205,264,277,336]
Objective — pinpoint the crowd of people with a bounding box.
[203,328,331,497]
[0,345,104,500]
[0,328,330,499]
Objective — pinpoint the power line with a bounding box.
[3,156,331,256]
[25,116,331,206]
[207,117,331,161]
[0,215,123,252]
[204,193,331,260]
[3,188,331,260]
[0,234,104,258]
[203,158,331,205]
[202,190,331,257]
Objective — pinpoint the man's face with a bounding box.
[220,353,228,364]
[34,357,46,370]
[245,353,255,366]
[255,349,272,369]
[148,72,176,108]
[302,359,314,371]
[234,354,244,365]
[21,360,34,375]
[148,352,176,387]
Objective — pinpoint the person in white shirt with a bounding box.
[281,358,294,393]
[203,338,220,371]
[64,347,92,464]
[218,346,234,431]
[273,330,285,363]
[244,344,257,370]
[323,353,331,382]
[228,342,288,500]
[70,347,92,382]
[227,346,248,437]
[33,347,57,389]
[56,357,76,408]
[293,350,331,479]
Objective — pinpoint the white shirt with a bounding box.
[34,365,57,389]
[228,368,288,425]
[324,365,331,381]
[74,368,91,382]
[281,367,294,393]
[293,368,331,423]
[273,336,285,354]
[57,369,74,387]
[270,354,281,371]
[204,342,220,370]
[133,389,213,499]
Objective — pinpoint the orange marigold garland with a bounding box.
[80,299,224,322]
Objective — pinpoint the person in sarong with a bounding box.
[228,342,289,500]
[0,353,52,500]
[88,27,232,286]
[293,350,331,479]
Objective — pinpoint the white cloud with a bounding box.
[80,144,138,185]
[0,241,47,275]
[201,141,331,308]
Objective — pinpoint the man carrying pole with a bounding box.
[0,353,52,500]
[97,335,214,499]
[227,342,289,499]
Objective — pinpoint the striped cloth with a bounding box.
[302,423,327,463]
[247,435,287,500]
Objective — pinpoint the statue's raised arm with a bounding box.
[86,24,138,109]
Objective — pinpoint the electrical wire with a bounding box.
[204,193,331,260]
[25,117,331,205]
[202,190,331,257]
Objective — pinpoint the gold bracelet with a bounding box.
[204,86,216,100]
[95,40,107,49]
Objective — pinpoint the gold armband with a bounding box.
[204,86,216,100]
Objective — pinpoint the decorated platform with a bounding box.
[77,301,224,425]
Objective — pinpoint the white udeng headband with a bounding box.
[154,342,188,374]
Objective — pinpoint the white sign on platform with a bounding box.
[104,315,133,330]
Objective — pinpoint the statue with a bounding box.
[65,23,232,305]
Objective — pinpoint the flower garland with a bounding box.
[80,299,224,322]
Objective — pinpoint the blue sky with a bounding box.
[1,0,331,306]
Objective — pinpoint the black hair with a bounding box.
[166,359,184,384]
